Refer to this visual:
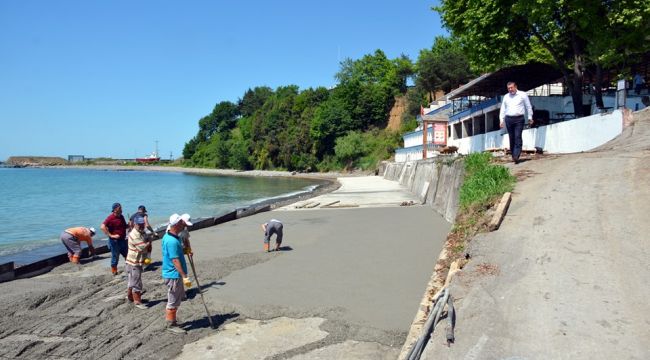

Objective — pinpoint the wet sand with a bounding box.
[0,177,450,359]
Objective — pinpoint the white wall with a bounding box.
[446,110,623,155]
[395,149,436,162]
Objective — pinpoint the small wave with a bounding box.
[245,183,320,207]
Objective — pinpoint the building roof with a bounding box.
[446,62,564,100]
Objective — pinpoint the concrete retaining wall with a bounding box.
[383,157,464,223]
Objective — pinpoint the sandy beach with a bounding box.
[0,175,450,359]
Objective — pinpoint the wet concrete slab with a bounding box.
[279,176,420,209]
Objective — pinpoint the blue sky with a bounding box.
[0,1,445,161]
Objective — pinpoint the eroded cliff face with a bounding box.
[387,96,408,131]
[6,156,67,167]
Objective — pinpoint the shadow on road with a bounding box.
[182,312,239,331]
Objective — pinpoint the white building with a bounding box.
[395,62,647,162]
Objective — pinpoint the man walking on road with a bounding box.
[101,202,128,275]
[60,226,96,264]
[262,219,283,252]
[162,213,193,333]
[500,81,533,164]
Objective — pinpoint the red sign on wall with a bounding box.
[433,123,447,145]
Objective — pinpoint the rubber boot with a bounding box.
[166,308,186,334]
[263,243,270,252]
[111,266,118,275]
[127,287,134,302]
[133,292,147,309]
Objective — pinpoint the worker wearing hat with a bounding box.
[126,216,150,309]
[129,205,156,238]
[161,213,193,333]
[101,202,129,275]
[60,227,96,264]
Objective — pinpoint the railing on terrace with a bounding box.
[404,128,435,139]
[395,143,444,154]
[449,97,500,123]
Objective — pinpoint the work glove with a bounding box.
[183,277,192,288]
[143,258,152,265]
[183,247,192,256]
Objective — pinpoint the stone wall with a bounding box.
[383,157,464,223]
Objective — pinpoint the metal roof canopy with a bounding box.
[446,62,564,100]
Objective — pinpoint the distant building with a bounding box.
[68,155,85,163]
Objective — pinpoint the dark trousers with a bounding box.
[109,238,128,267]
[505,115,525,161]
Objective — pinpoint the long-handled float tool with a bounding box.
[186,253,215,329]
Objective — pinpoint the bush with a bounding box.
[459,152,515,209]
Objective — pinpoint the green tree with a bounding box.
[226,128,252,170]
[198,101,240,139]
[334,131,367,169]
[416,36,474,96]
[435,0,650,117]
[239,86,273,117]
[310,97,353,156]
[335,50,408,128]
[182,135,201,160]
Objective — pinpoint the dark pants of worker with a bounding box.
[505,115,525,162]
[109,238,128,267]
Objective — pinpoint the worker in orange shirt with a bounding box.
[60,227,96,264]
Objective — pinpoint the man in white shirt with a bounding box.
[499,81,533,164]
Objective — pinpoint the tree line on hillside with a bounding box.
[184,0,649,171]
[183,46,473,171]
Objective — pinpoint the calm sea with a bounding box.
[0,167,321,265]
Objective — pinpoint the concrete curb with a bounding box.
[488,192,512,231]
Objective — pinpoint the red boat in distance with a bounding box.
[136,142,161,163]
[135,152,161,163]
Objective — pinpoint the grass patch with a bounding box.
[460,152,515,209]
[447,153,516,258]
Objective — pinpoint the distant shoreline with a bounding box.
[46,164,367,181]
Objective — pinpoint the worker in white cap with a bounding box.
[161,213,193,333]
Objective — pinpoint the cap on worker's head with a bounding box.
[169,213,193,227]
[89,227,96,236]
[169,213,182,226]
[112,202,121,211]
[180,213,193,226]
[138,205,147,212]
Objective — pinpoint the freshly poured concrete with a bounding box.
[188,207,450,331]
[279,176,421,209]
[0,176,450,359]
